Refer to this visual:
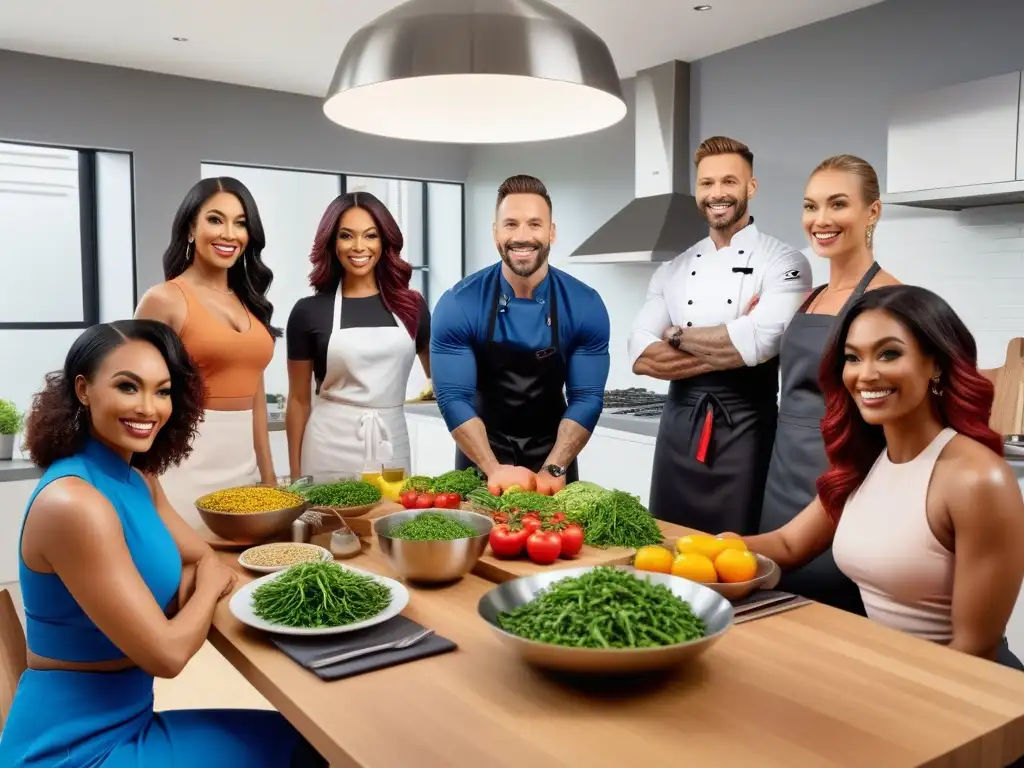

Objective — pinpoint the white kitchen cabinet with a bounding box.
[576,427,656,507]
[886,70,1021,193]
[407,414,458,477]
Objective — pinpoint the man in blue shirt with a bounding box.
[431,175,610,495]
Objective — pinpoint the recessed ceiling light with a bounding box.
[694,4,713,10]
[172,36,188,42]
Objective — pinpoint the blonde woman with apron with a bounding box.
[286,192,430,482]
[136,177,278,528]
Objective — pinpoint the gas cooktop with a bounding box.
[602,388,667,419]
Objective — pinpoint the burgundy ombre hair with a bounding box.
[307,192,420,338]
[816,285,1002,523]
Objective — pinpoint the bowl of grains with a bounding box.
[195,486,308,545]
[238,542,334,574]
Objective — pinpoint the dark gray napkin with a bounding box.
[270,616,456,681]
[732,589,811,623]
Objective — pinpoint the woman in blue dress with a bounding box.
[0,319,325,767]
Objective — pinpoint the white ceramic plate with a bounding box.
[229,562,409,636]
[237,543,334,574]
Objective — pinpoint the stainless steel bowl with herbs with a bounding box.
[478,565,734,674]
[374,509,493,584]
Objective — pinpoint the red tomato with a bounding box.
[489,524,528,558]
[521,513,542,534]
[432,492,450,508]
[400,491,419,509]
[558,524,584,558]
[550,512,566,524]
[493,511,508,525]
[442,493,462,509]
[415,493,435,509]
[526,530,562,565]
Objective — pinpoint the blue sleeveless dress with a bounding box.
[0,438,309,767]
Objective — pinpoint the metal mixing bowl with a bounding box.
[703,553,780,601]
[374,508,493,583]
[478,565,734,674]
[196,492,308,545]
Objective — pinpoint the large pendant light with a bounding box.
[323,0,627,144]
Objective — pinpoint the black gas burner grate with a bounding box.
[602,388,667,417]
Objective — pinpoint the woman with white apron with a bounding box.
[286,192,430,481]
[136,177,279,528]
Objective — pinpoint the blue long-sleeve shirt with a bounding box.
[430,263,610,434]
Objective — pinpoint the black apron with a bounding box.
[758,262,880,615]
[648,359,779,536]
[454,272,579,482]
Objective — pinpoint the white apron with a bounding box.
[300,287,417,483]
[161,408,259,529]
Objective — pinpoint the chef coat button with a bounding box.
[686,322,693,327]
[738,250,745,255]
[696,254,701,258]
[688,300,693,305]
[727,299,733,304]
[691,271,696,276]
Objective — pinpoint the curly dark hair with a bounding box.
[24,320,206,474]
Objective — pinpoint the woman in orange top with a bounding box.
[136,177,277,528]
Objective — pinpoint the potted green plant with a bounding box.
[0,399,23,461]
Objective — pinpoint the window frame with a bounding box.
[0,139,137,330]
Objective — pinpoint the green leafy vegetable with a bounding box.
[252,562,391,628]
[497,567,706,648]
[583,490,663,549]
[400,469,484,499]
[301,481,381,508]
[554,481,609,525]
[389,511,477,541]
[429,468,485,498]
[499,489,561,515]
[466,487,502,512]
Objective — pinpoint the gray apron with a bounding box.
[758,263,880,615]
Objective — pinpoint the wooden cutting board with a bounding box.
[471,543,636,583]
[981,337,1024,436]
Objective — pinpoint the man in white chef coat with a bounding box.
[628,136,811,535]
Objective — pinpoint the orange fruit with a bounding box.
[714,549,759,583]
[633,545,674,574]
[671,553,718,583]
[716,536,748,553]
[675,534,728,560]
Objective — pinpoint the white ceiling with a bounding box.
[0,0,886,97]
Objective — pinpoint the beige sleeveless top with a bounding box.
[832,428,957,643]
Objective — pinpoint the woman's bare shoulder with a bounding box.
[135,282,187,330]
[940,434,1020,512]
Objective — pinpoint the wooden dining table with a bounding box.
[210,504,1024,768]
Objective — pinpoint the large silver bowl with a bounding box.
[196,491,308,545]
[374,508,493,583]
[478,565,734,674]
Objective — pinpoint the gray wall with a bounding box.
[0,49,470,292]
[689,0,1024,247]
[465,0,1024,390]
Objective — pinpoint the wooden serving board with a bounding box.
[471,543,636,583]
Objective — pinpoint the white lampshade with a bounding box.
[323,0,627,144]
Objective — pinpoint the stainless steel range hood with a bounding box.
[569,59,706,264]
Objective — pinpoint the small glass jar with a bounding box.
[330,528,362,559]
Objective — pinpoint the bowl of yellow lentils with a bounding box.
[195,486,309,544]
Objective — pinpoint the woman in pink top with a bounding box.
[739,285,1024,669]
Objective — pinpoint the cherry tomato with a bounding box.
[400,491,419,509]
[415,493,435,509]
[489,524,528,558]
[558,523,584,558]
[526,530,562,565]
[521,513,542,534]
[550,512,566,524]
